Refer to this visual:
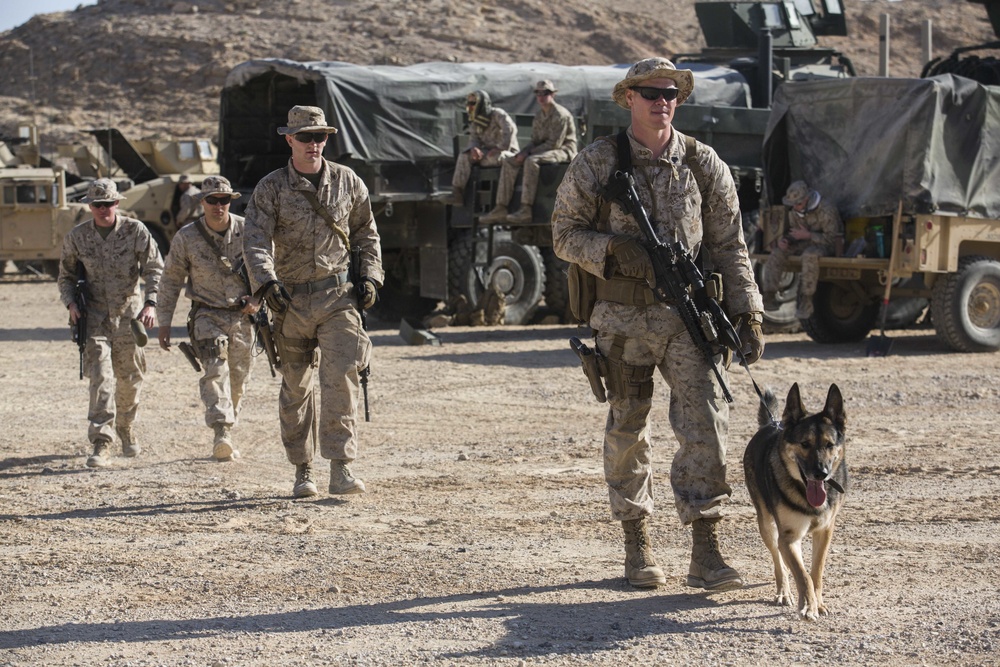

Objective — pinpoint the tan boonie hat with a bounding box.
[783,180,811,206]
[277,105,339,135]
[83,178,126,203]
[534,79,557,94]
[197,175,242,201]
[612,57,695,109]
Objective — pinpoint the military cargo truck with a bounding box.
[218,59,766,323]
[759,74,1000,352]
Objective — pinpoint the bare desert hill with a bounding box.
[0,0,996,151]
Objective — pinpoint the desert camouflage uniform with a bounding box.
[552,127,761,525]
[57,215,163,446]
[243,159,383,465]
[156,214,255,430]
[762,198,843,307]
[496,101,578,206]
[452,108,520,190]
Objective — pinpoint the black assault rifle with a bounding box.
[233,258,280,377]
[612,170,745,403]
[350,247,372,422]
[72,262,88,380]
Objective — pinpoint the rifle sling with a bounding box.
[300,189,351,252]
[194,219,234,273]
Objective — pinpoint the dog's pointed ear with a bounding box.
[782,383,805,426]
[823,383,846,431]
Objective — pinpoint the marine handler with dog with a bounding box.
[243,105,383,499]
[552,58,765,590]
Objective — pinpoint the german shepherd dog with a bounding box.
[743,383,848,620]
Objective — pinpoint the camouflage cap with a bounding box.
[534,79,557,94]
[197,175,241,201]
[612,57,694,109]
[83,178,126,203]
[277,105,339,136]
[783,180,811,206]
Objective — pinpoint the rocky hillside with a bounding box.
[0,0,995,152]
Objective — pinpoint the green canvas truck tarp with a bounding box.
[763,75,1000,220]
[221,59,752,165]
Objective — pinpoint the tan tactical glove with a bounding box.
[607,236,654,285]
[735,311,765,365]
[358,278,378,310]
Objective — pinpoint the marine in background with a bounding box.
[58,178,163,468]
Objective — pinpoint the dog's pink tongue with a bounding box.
[807,480,827,508]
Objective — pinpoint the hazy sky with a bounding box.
[0,0,98,33]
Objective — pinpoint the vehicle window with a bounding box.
[197,140,213,160]
[2,186,14,205]
[16,185,36,203]
[178,141,196,161]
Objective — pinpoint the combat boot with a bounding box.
[293,463,318,498]
[86,441,111,468]
[505,207,533,224]
[118,427,140,458]
[329,460,366,495]
[479,205,508,225]
[686,517,743,591]
[621,517,666,588]
[212,424,237,462]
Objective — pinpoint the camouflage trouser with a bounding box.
[763,242,831,299]
[452,148,517,190]
[274,283,370,465]
[191,308,255,428]
[84,326,145,445]
[595,313,732,525]
[496,149,573,207]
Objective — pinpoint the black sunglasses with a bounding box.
[292,132,329,144]
[632,86,680,102]
[90,201,118,209]
[204,195,232,205]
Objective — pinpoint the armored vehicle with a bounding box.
[759,74,1000,352]
[62,128,220,253]
[1,124,90,277]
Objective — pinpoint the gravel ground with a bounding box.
[1,273,999,666]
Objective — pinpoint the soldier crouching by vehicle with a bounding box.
[58,178,164,468]
[156,176,259,462]
[552,58,764,590]
[243,105,383,499]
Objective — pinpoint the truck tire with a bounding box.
[931,255,1000,352]
[448,231,545,325]
[542,248,569,322]
[801,281,879,343]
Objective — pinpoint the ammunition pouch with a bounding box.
[275,334,318,364]
[599,332,654,401]
[603,357,655,401]
[193,337,228,362]
[567,263,597,324]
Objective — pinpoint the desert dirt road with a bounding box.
[1,274,998,666]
